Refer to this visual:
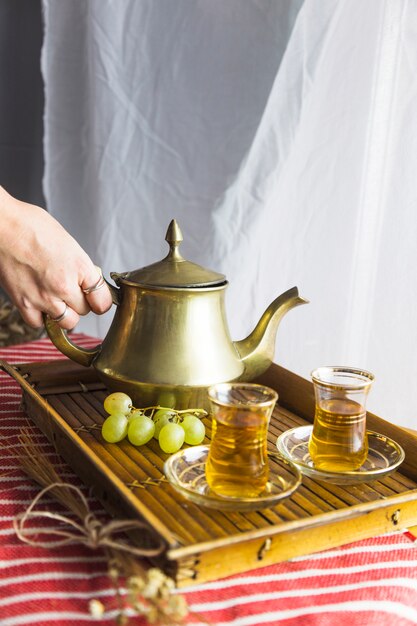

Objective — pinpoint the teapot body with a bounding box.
[93,281,244,409]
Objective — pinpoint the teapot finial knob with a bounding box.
[165,219,184,260]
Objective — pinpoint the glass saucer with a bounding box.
[276,425,405,484]
[163,445,302,511]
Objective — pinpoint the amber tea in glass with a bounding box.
[309,366,375,472]
[206,383,278,498]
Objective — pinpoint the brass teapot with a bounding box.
[45,220,308,409]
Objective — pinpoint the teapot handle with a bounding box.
[43,278,120,367]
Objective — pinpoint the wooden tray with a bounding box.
[3,358,417,587]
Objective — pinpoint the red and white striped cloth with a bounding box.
[0,335,417,626]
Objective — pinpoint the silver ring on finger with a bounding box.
[50,303,68,323]
[83,273,105,295]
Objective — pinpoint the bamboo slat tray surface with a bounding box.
[3,358,417,587]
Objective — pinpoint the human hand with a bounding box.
[0,186,113,330]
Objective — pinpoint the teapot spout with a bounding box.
[234,286,308,381]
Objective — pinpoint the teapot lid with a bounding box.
[120,219,226,288]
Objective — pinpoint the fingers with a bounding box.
[44,265,112,331]
[19,307,46,329]
[81,266,113,314]
[56,308,80,330]
[7,265,112,332]
[48,304,80,331]
[50,266,112,325]
[20,301,80,331]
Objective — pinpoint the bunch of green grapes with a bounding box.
[101,392,206,454]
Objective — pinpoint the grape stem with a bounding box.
[129,405,208,419]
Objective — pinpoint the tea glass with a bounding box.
[205,382,278,498]
[309,366,375,472]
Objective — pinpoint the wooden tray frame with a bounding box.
[2,358,417,587]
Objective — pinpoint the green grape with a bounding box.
[158,422,185,453]
[153,408,176,421]
[181,414,205,445]
[129,408,144,421]
[153,409,176,439]
[128,415,155,446]
[103,392,132,415]
[157,391,176,408]
[102,413,129,443]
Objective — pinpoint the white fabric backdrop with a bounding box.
[42,0,417,429]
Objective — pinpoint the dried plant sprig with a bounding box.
[17,428,90,516]
[127,568,189,624]
[12,427,196,625]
